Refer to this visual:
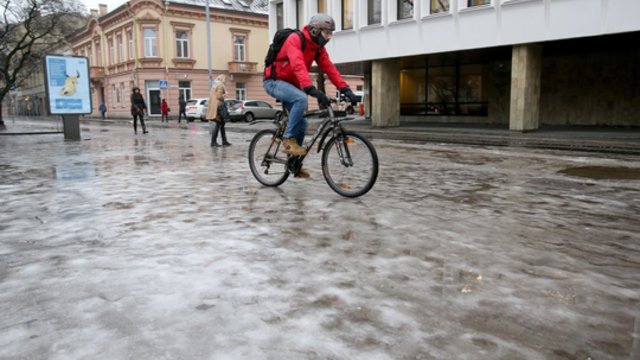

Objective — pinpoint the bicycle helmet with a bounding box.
[308,13,335,47]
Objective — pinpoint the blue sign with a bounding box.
[159,80,168,89]
[10,83,17,91]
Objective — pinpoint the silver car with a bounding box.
[228,100,281,122]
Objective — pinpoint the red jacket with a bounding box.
[264,26,348,91]
[161,101,169,116]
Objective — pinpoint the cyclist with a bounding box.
[263,14,358,178]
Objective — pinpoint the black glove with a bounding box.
[340,87,358,105]
[304,86,331,107]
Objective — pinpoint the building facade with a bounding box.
[270,0,640,130]
[67,0,363,119]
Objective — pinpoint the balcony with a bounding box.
[228,61,257,74]
[90,66,105,80]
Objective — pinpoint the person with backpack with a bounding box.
[263,14,358,178]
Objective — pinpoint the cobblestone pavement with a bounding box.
[1,120,639,359]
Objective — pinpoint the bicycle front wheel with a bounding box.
[322,131,378,198]
[248,129,290,187]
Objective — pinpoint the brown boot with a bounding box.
[295,168,310,179]
[282,138,306,156]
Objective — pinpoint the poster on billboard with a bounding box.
[44,55,91,115]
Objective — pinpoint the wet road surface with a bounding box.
[1,120,639,359]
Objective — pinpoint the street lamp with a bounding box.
[206,0,212,89]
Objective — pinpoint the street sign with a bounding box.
[159,80,168,89]
[10,83,17,91]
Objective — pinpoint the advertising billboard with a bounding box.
[44,55,91,115]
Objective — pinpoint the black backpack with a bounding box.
[264,28,306,80]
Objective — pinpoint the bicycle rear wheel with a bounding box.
[248,129,290,186]
[322,131,378,198]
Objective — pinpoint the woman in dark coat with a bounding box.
[130,87,148,134]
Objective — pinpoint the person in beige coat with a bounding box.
[206,74,231,147]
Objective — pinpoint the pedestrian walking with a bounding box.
[130,87,148,134]
[206,75,231,147]
[178,97,187,123]
[161,98,169,123]
[99,102,107,120]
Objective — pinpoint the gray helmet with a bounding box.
[309,14,336,31]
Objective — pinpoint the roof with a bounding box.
[171,0,268,14]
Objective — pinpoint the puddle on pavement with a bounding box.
[558,166,640,180]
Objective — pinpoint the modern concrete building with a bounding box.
[269,0,640,130]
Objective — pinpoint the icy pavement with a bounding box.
[1,121,639,360]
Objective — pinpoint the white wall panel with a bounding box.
[548,0,601,40]
[457,7,500,50]
[500,1,545,44]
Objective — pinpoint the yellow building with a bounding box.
[69,0,272,119]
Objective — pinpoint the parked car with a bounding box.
[228,100,281,122]
[185,98,208,122]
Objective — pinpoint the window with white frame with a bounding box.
[233,35,246,61]
[95,43,101,66]
[431,0,450,13]
[398,0,414,20]
[127,30,134,60]
[179,81,191,101]
[144,28,157,57]
[342,0,354,30]
[368,0,382,25]
[176,30,189,58]
[236,82,246,100]
[108,38,114,65]
[112,85,117,107]
[276,3,284,30]
[296,0,304,29]
[117,33,124,62]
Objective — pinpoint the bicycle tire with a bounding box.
[322,131,378,198]
[248,129,290,187]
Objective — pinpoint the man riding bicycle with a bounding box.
[263,14,358,178]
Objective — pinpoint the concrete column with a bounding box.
[371,59,400,128]
[509,44,542,132]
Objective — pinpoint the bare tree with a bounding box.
[0,0,86,129]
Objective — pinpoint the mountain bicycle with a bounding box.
[248,101,378,198]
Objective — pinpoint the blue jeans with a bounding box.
[263,80,308,146]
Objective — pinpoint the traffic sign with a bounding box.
[159,80,168,89]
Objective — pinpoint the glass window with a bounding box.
[431,0,450,13]
[276,3,284,30]
[318,0,327,13]
[176,30,189,58]
[233,35,246,61]
[468,0,490,6]
[398,0,414,20]
[127,31,134,60]
[108,38,114,65]
[179,81,191,101]
[236,82,246,100]
[368,0,382,25]
[95,43,101,66]
[117,33,124,62]
[342,0,354,30]
[144,28,157,57]
[296,0,304,29]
